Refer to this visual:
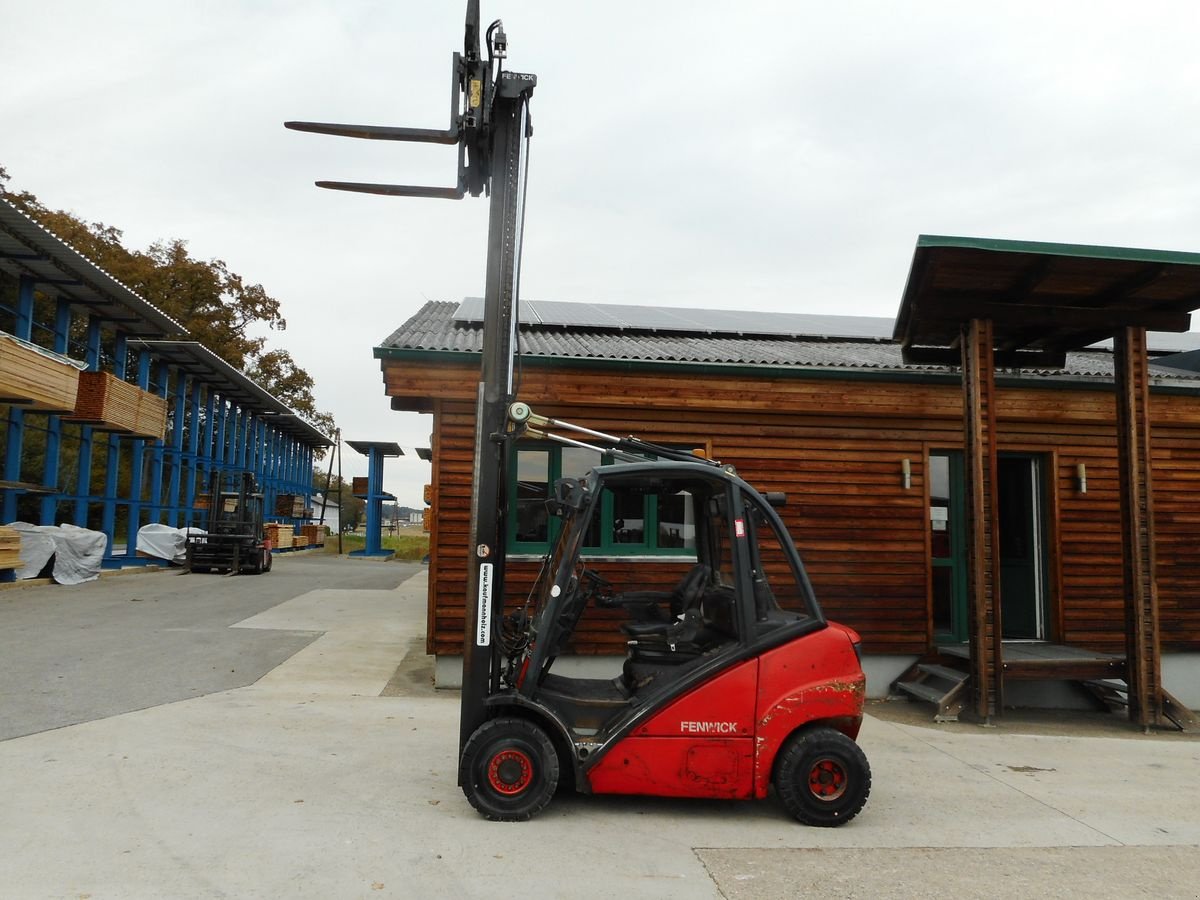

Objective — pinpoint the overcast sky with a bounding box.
[5,1,1200,505]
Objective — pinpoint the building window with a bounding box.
[508,444,696,556]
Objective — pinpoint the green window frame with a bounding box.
[507,443,695,556]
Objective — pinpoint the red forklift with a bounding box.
[288,1,871,825]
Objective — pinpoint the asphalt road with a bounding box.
[0,554,423,741]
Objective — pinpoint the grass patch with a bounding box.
[324,531,430,561]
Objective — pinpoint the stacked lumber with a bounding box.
[352,477,369,497]
[65,371,167,439]
[293,533,311,548]
[301,524,324,545]
[265,523,286,548]
[0,333,81,413]
[0,525,20,569]
[274,494,304,517]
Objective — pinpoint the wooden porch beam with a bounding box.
[1113,325,1167,729]
[961,318,1004,720]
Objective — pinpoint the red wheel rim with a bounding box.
[487,749,533,795]
[807,757,848,801]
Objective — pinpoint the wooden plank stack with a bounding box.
[352,477,369,497]
[0,333,81,413]
[0,525,20,569]
[65,371,168,439]
[301,524,324,546]
[274,495,304,517]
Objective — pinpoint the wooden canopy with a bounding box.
[894,235,1200,367]
[894,234,1200,730]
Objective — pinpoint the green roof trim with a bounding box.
[916,234,1200,267]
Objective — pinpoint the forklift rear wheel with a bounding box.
[460,717,559,821]
[774,726,870,827]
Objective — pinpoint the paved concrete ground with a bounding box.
[1,561,1198,899]
[0,554,421,740]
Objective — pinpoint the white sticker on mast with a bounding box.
[476,562,493,646]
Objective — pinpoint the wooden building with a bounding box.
[376,241,1200,716]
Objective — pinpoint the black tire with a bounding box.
[263,549,272,573]
[460,717,559,821]
[190,565,210,574]
[774,726,871,827]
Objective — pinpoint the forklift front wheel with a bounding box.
[774,726,871,827]
[460,717,559,821]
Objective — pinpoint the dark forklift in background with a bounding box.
[287,0,871,825]
[186,471,272,575]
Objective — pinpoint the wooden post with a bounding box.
[1113,326,1165,728]
[961,319,1004,719]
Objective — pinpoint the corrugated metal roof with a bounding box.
[0,198,186,337]
[452,297,898,340]
[380,300,1200,386]
[137,341,332,447]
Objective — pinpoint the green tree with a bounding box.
[247,349,336,436]
[0,166,333,436]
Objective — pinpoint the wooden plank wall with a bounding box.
[388,360,1200,658]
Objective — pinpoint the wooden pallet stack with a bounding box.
[301,524,324,546]
[65,371,168,439]
[0,333,81,413]
[0,526,20,569]
[265,523,285,548]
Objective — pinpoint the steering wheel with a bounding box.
[578,567,615,606]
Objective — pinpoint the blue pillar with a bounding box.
[237,409,250,471]
[348,442,399,559]
[73,318,103,526]
[37,299,72,524]
[1,275,35,523]
[182,380,202,520]
[227,405,241,471]
[123,350,155,557]
[100,334,128,554]
[144,360,171,537]
[166,370,188,526]
[214,395,229,487]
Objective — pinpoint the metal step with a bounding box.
[896,680,947,705]
[896,669,969,722]
[917,663,970,684]
[1082,678,1129,713]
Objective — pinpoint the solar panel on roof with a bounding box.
[451,298,897,340]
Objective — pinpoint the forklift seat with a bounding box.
[616,564,711,633]
[621,582,738,691]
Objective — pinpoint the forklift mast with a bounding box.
[286,1,536,759]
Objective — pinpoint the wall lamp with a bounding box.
[1076,462,1087,494]
[901,458,912,490]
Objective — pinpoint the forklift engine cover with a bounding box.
[461,459,870,826]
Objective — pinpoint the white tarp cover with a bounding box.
[7,522,107,583]
[40,524,107,584]
[136,523,204,564]
[9,522,55,580]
